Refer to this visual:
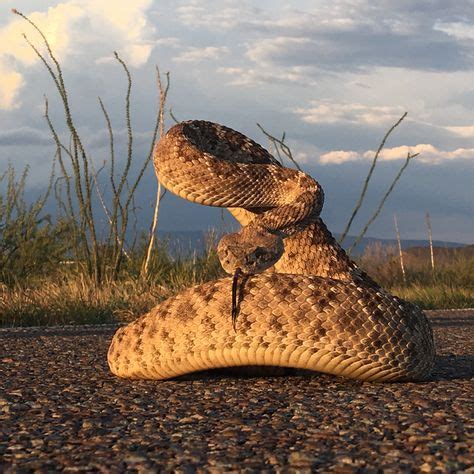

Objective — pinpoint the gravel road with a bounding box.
[1,310,473,472]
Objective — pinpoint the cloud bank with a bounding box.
[0,1,472,242]
[320,144,474,165]
[0,0,155,109]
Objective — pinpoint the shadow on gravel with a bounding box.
[178,357,474,383]
[430,355,474,381]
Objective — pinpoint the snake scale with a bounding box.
[108,120,435,382]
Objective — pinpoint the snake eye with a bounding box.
[254,247,266,258]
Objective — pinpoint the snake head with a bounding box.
[217,227,284,275]
[218,228,283,331]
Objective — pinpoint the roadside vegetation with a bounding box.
[358,244,473,310]
[1,11,472,326]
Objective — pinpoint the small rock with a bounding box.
[420,462,432,472]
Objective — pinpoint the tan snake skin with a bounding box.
[108,121,435,382]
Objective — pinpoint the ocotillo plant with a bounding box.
[13,9,168,285]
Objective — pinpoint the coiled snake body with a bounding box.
[108,121,435,382]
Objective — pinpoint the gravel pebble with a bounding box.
[0,310,473,472]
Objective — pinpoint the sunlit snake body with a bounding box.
[108,121,435,382]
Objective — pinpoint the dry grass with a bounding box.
[391,284,474,310]
[358,242,474,309]
[0,242,224,327]
[0,278,159,327]
[1,240,472,327]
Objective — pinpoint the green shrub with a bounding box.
[0,164,72,286]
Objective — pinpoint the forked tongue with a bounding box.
[231,267,242,331]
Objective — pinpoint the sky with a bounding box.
[0,0,473,243]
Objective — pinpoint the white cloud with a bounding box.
[0,1,155,109]
[175,1,474,73]
[176,0,258,30]
[319,150,360,164]
[0,58,24,110]
[0,4,83,108]
[434,21,474,40]
[320,144,474,165]
[79,0,155,67]
[245,36,314,64]
[175,1,373,34]
[445,125,474,137]
[173,46,229,63]
[293,101,406,125]
[218,65,318,86]
[257,12,360,33]
[155,37,181,48]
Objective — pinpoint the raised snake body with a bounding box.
[107,121,435,382]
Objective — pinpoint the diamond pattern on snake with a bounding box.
[108,120,435,382]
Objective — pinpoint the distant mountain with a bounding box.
[335,235,467,256]
[157,230,468,257]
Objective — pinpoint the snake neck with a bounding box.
[270,217,379,288]
[229,208,377,287]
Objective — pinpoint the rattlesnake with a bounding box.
[107,121,435,382]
